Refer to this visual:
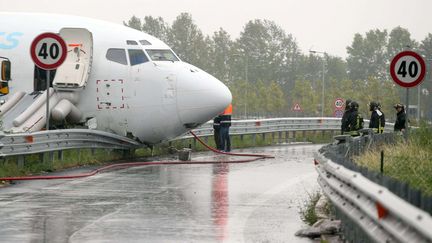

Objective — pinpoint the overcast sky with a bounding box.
[1,0,431,58]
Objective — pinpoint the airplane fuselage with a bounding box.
[0,13,232,144]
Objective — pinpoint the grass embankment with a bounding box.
[353,123,432,196]
[0,130,335,180]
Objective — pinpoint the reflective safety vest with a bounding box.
[222,103,232,115]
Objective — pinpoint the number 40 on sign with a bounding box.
[390,51,426,88]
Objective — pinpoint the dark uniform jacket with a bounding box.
[219,115,231,127]
[369,110,385,132]
[213,116,221,130]
[341,110,352,133]
[347,110,363,132]
[394,111,406,131]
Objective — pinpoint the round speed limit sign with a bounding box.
[334,98,344,109]
[30,32,67,70]
[390,51,426,88]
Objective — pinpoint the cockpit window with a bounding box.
[106,48,128,65]
[146,49,179,62]
[126,40,138,45]
[128,49,149,66]
[139,40,152,45]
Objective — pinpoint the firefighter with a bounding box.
[394,103,406,132]
[341,99,352,134]
[219,104,232,152]
[369,101,385,133]
[213,115,222,150]
[347,101,363,136]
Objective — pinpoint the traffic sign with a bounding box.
[334,98,344,110]
[30,32,67,70]
[390,51,426,88]
[292,103,302,112]
[334,109,344,118]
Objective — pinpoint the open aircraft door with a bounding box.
[53,28,93,90]
[0,58,11,96]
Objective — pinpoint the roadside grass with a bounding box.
[0,149,124,178]
[299,191,321,226]
[353,123,432,196]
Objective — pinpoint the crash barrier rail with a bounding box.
[315,153,432,243]
[0,129,141,158]
[0,117,392,159]
[180,117,393,139]
[316,131,432,242]
[320,131,432,215]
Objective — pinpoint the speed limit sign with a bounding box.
[334,98,344,109]
[30,32,67,70]
[390,51,426,88]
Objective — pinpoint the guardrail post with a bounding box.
[285,131,288,143]
[58,150,63,161]
[252,134,256,145]
[17,155,24,168]
[122,149,135,159]
[78,149,82,161]
[293,131,296,140]
[262,133,266,143]
[278,131,282,144]
[302,131,306,141]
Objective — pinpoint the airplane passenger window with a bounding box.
[146,49,179,62]
[128,49,149,66]
[139,40,152,45]
[126,40,138,45]
[106,48,128,65]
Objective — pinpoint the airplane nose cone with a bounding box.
[177,65,232,128]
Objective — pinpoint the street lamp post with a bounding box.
[244,55,248,118]
[232,53,249,118]
[310,50,326,117]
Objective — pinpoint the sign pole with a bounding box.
[30,32,67,131]
[405,88,409,140]
[389,51,426,141]
[46,70,50,130]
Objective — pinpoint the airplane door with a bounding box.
[53,28,93,89]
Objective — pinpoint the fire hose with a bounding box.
[0,131,274,181]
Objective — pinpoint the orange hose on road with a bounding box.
[0,131,274,181]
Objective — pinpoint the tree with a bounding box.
[168,13,211,70]
[123,15,142,31]
[142,16,170,43]
[387,26,417,60]
[418,34,432,120]
[347,29,388,81]
[291,79,320,116]
[235,19,300,88]
[209,28,234,83]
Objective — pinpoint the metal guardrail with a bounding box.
[182,117,344,138]
[0,129,141,157]
[315,152,432,243]
[183,117,393,139]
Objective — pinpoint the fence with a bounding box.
[316,130,432,242]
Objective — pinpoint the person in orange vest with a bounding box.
[219,104,232,152]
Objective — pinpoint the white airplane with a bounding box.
[0,12,232,145]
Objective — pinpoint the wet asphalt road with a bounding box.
[0,144,321,243]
